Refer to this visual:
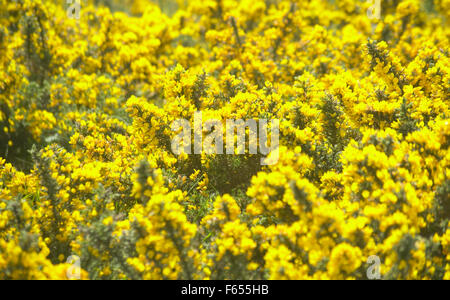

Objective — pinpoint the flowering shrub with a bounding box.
[0,0,449,280]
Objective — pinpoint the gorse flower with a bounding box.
[0,0,449,280]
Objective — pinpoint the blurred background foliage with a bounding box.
[86,0,180,15]
[87,0,438,16]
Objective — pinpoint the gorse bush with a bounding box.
[0,0,449,280]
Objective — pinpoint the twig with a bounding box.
[186,174,204,196]
[230,17,242,49]
[4,135,9,159]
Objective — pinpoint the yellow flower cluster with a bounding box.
[0,0,449,279]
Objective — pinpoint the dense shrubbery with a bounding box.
[0,0,449,279]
